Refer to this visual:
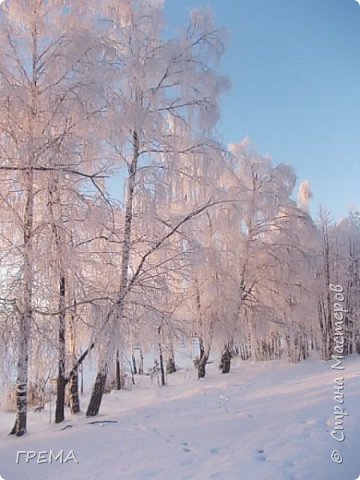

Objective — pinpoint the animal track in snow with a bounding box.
[182,441,191,453]
[209,447,220,454]
[256,448,267,462]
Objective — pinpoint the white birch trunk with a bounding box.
[86,130,140,416]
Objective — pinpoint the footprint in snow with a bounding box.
[256,449,267,462]
[182,442,191,453]
[209,447,220,455]
[180,442,193,465]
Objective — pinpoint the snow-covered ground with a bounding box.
[1,355,360,480]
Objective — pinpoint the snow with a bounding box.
[1,355,360,480]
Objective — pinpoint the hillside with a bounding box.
[1,356,359,480]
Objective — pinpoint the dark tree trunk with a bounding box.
[55,275,66,424]
[132,352,137,375]
[80,364,84,395]
[166,344,176,374]
[198,340,209,379]
[86,368,107,417]
[68,305,80,414]
[159,342,166,386]
[310,328,315,351]
[166,357,176,374]
[128,360,136,385]
[220,344,232,374]
[69,372,80,414]
[198,354,208,379]
[115,350,121,390]
[55,374,67,423]
[139,349,144,375]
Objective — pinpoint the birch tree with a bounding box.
[86,0,227,415]
[0,0,105,433]
[315,209,337,360]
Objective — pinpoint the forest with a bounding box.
[0,0,359,439]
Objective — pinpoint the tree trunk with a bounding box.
[166,356,176,374]
[132,352,138,375]
[81,364,84,395]
[48,176,68,424]
[10,167,34,436]
[10,313,30,436]
[220,344,231,374]
[68,308,80,414]
[319,212,334,361]
[115,350,121,390]
[166,344,176,374]
[159,342,166,386]
[69,372,80,414]
[55,274,66,423]
[86,368,108,417]
[198,339,209,379]
[87,130,139,416]
[129,360,135,386]
[198,354,208,379]
[55,374,67,423]
[139,348,144,375]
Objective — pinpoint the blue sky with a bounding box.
[164,0,360,220]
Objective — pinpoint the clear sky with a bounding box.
[164,0,360,220]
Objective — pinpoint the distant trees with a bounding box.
[211,142,315,366]
[316,210,360,359]
[334,211,360,355]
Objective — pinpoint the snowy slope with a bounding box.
[0,356,360,480]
